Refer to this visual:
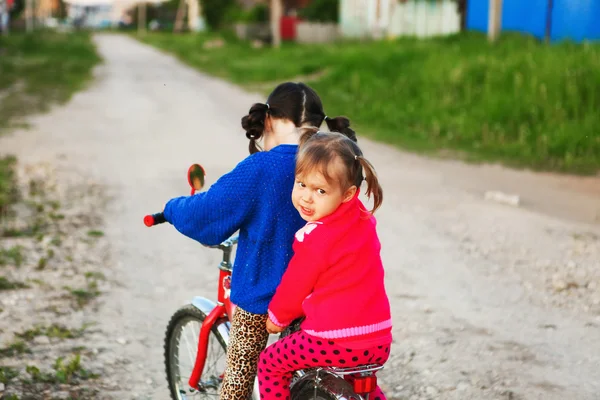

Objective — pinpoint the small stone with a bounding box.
[484,191,520,207]
[145,379,152,384]
[425,386,439,395]
[116,337,127,345]
[552,274,567,292]
[34,335,51,345]
[456,382,470,391]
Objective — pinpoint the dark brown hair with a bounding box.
[241,82,356,154]
[296,131,383,213]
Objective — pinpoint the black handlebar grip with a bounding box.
[144,212,166,227]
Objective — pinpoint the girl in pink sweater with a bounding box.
[259,130,392,400]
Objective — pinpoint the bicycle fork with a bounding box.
[189,267,235,390]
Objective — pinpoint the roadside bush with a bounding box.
[299,0,338,23]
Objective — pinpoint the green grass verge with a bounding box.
[0,31,101,221]
[137,31,600,175]
[0,31,102,133]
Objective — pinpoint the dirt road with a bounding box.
[1,34,599,400]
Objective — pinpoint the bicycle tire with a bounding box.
[164,304,228,400]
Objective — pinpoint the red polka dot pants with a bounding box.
[258,330,390,400]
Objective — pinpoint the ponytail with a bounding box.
[356,156,383,214]
[325,116,357,143]
[241,103,269,154]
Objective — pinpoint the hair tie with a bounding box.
[354,155,359,161]
[324,115,329,121]
[265,103,270,110]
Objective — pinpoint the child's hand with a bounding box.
[266,318,284,334]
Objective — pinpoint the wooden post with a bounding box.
[26,0,33,32]
[488,0,502,42]
[270,0,282,48]
[138,1,146,34]
[545,0,554,43]
[173,0,185,33]
[1,0,8,35]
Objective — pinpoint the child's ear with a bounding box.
[342,186,357,203]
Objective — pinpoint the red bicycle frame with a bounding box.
[188,243,236,390]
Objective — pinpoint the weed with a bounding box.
[0,155,19,220]
[26,354,98,384]
[0,276,29,290]
[0,340,30,357]
[15,324,86,341]
[65,278,100,308]
[84,271,105,280]
[36,248,55,270]
[0,245,25,267]
[0,366,19,384]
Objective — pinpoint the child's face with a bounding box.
[292,166,356,222]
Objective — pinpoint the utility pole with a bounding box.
[487,0,502,42]
[270,0,282,48]
[138,1,146,34]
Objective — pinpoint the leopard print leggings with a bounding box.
[220,307,270,400]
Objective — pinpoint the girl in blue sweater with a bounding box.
[163,82,357,400]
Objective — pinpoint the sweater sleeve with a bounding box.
[267,234,326,327]
[163,155,260,246]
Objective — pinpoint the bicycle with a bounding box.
[144,163,385,400]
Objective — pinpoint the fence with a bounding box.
[467,0,600,42]
[340,0,461,38]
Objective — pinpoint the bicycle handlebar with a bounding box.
[144,212,166,227]
[143,211,238,250]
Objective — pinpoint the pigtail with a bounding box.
[356,156,383,214]
[325,116,357,143]
[298,126,320,147]
[241,103,269,154]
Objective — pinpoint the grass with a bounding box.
[0,245,25,267]
[0,155,19,217]
[0,31,100,239]
[0,276,29,290]
[0,31,102,133]
[138,31,600,175]
[0,366,19,384]
[25,354,98,384]
[15,323,87,341]
[0,340,30,358]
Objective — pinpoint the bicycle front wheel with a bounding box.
[164,304,228,400]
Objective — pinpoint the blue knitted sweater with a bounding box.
[163,144,305,314]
